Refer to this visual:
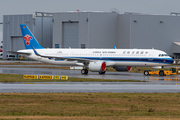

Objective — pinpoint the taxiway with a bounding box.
[0,60,180,93]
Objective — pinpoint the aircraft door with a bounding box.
[148,51,154,61]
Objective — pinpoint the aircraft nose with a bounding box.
[170,57,174,64]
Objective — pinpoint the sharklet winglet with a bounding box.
[32,46,40,56]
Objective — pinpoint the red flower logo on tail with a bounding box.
[24,35,32,45]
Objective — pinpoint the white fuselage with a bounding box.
[18,48,174,67]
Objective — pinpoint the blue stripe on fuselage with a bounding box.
[58,57,174,64]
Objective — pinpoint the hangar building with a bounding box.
[3,12,180,59]
[3,12,53,59]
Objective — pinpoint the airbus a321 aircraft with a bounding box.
[8,24,174,74]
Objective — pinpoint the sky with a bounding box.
[0,0,180,31]
[1,0,180,21]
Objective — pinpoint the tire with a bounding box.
[99,71,106,74]
[144,70,149,76]
[81,69,88,74]
[159,70,164,76]
[85,69,88,74]
[81,69,85,74]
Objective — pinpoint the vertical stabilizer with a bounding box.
[20,24,44,49]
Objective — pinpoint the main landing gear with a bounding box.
[81,69,106,74]
[81,69,88,74]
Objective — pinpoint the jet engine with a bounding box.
[88,61,106,72]
[113,66,132,72]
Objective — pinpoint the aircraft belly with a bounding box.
[47,60,78,66]
[114,62,164,67]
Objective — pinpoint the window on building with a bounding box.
[55,44,59,48]
[81,44,86,49]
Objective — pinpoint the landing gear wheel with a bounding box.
[144,70,149,76]
[159,70,164,76]
[81,69,88,74]
[99,71,106,74]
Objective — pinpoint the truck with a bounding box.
[144,67,180,76]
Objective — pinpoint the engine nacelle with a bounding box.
[88,62,106,72]
[113,66,132,72]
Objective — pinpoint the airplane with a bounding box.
[7,24,174,74]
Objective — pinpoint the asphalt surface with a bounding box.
[0,60,180,93]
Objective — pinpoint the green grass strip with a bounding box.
[0,92,179,118]
[0,73,145,82]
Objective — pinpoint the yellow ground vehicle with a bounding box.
[19,56,26,60]
[144,67,180,76]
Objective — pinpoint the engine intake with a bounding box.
[88,62,106,72]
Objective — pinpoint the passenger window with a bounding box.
[136,51,139,54]
[140,51,143,54]
[123,51,126,54]
[127,51,130,54]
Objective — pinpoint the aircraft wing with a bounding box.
[6,51,32,55]
[32,47,90,62]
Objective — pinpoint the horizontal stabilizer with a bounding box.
[6,51,31,55]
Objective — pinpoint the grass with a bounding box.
[0,73,144,82]
[0,93,180,119]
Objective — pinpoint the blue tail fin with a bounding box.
[20,24,44,49]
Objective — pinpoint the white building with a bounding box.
[3,12,180,59]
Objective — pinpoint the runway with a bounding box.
[0,82,180,93]
[0,62,180,93]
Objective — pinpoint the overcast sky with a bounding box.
[1,0,180,23]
